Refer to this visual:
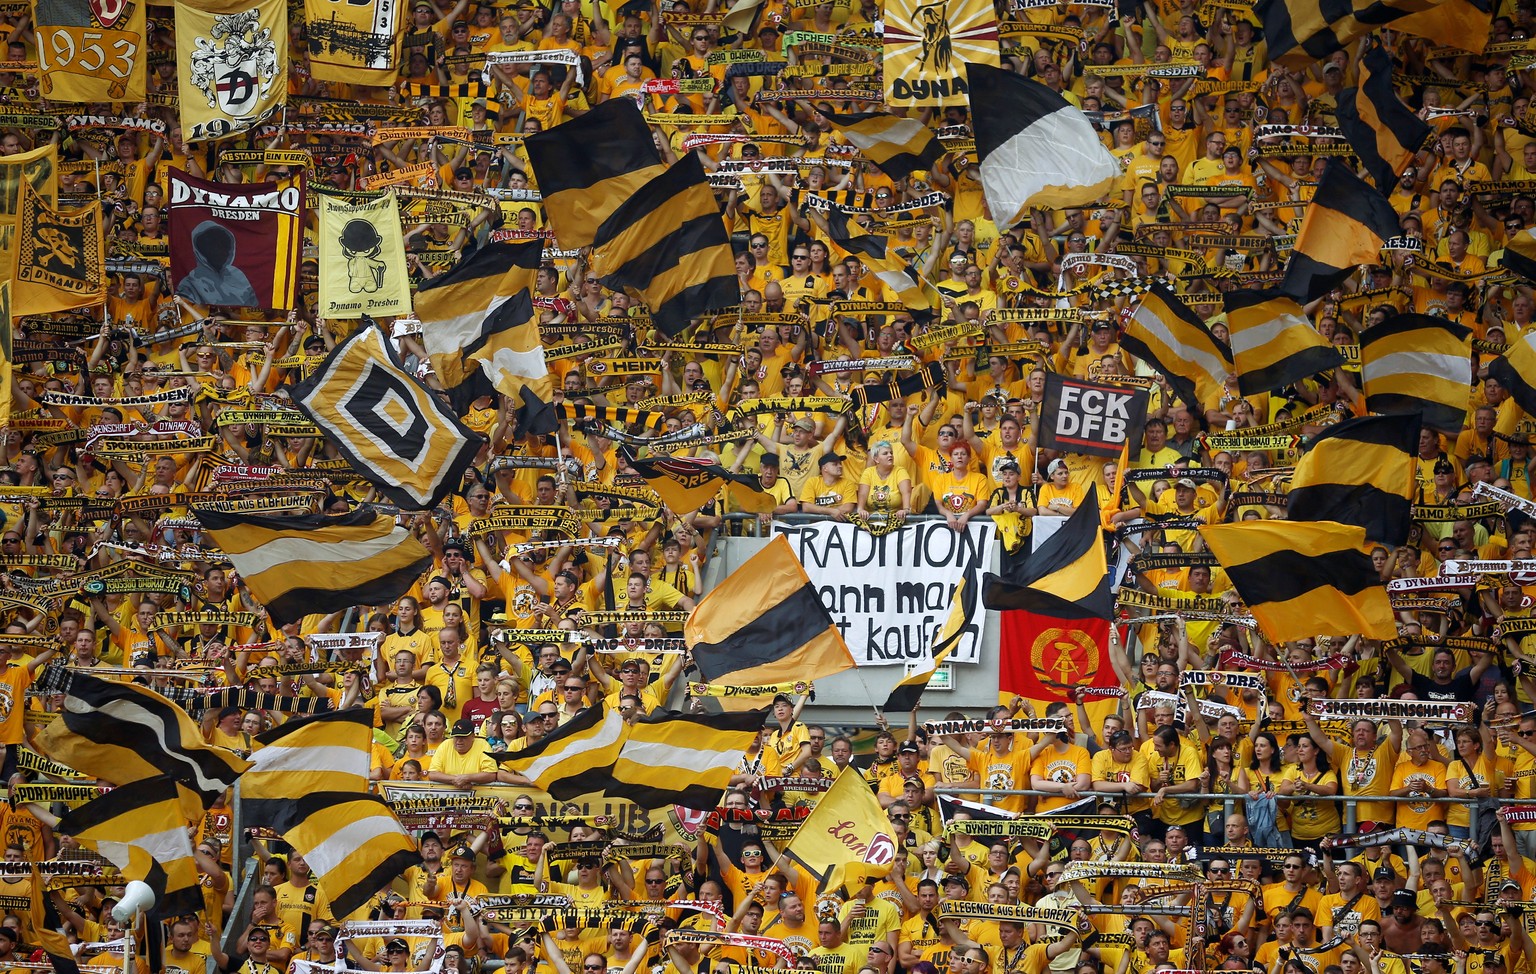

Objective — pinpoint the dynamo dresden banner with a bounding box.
[304,0,402,86]
[317,192,411,319]
[13,183,106,317]
[773,519,991,666]
[1037,373,1150,459]
[0,146,57,280]
[167,168,305,310]
[175,0,288,141]
[33,0,147,102]
[883,0,999,107]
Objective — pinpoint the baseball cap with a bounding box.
[450,719,477,737]
[792,418,815,431]
[1372,866,1396,881]
[819,452,844,467]
[387,939,410,953]
[1175,477,1198,490]
[898,740,920,754]
[450,844,476,861]
[942,874,970,890]
[1046,458,1067,476]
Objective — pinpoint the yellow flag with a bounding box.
[304,0,403,86]
[175,0,288,142]
[12,182,107,318]
[34,0,147,103]
[316,191,411,319]
[783,768,899,894]
[0,145,57,280]
[883,0,999,107]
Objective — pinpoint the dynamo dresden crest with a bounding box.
[189,9,279,118]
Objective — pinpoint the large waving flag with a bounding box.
[35,673,249,821]
[985,488,1115,703]
[1486,327,1536,416]
[242,710,417,919]
[685,535,857,712]
[1288,412,1421,547]
[1335,44,1434,190]
[783,769,898,894]
[290,322,480,510]
[822,206,942,322]
[1199,520,1396,642]
[1222,288,1344,396]
[415,240,552,419]
[57,776,204,919]
[1359,313,1472,435]
[1280,160,1401,304]
[965,62,1122,226]
[496,705,628,800]
[1121,284,1232,410]
[821,110,943,181]
[1258,0,1445,69]
[607,709,766,809]
[884,564,977,712]
[194,507,432,627]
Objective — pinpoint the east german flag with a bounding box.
[1288,412,1421,547]
[1280,159,1401,304]
[685,534,857,711]
[1199,520,1396,643]
[985,487,1116,704]
[1222,288,1344,396]
[1335,43,1433,190]
[821,110,944,181]
[194,507,433,627]
[1358,312,1472,434]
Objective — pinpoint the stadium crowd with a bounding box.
[0,3,1530,974]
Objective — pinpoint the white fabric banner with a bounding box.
[773,520,993,666]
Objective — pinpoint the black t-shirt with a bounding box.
[1409,669,1474,702]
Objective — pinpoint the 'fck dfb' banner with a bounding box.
[33,0,147,103]
[167,168,305,310]
[1036,373,1149,459]
[883,0,998,107]
[175,0,287,142]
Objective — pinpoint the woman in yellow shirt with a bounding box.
[857,441,912,517]
[1277,734,1341,849]
[936,444,991,531]
[1447,726,1500,839]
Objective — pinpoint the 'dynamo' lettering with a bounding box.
[168,182,303,213]
[890,77,969,100]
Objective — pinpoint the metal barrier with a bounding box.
[718,511,987,535]
[934,787,1485,838]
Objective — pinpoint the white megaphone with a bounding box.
[112,881,156,923]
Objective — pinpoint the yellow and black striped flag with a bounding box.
[1222,288,1344,396]
[35,673,249,822]
[586,151,740,336]
[607,709,767,809]
[495,704,628,800]
[194,507,432,627]
[29,867,79,974]
[1487,327,1536,417]
[523,99,667,251]
[557,401,666,431]
[821,111,943,181]
[416,240,551,422]
[1280,159,1401,304]
[1394,0,1491,56]
[1503,226,1536,283]
[1288,412,1421,547]
[1335,43,1433,190]
[291,322,481,510]
[1121,282,1232,410]
[1199,520,1396,642]
[1258,0,1442,69]
[627,453,776,514]
[823,207,942,322]
[884,564,976,712]
[243,710,417,919]
[685,534,857,712]
[57,775,204,919]
[1359,312,1472,434]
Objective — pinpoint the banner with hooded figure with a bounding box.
[167,167,304,310]
[304,0,402,86]
[175,0,287,142]
[12,181,107,316]
[0,146,57,280]
[317,191,410,319]
[883,0,998,106]
[33,0,147,103]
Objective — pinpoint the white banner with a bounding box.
[773,520,993,667]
